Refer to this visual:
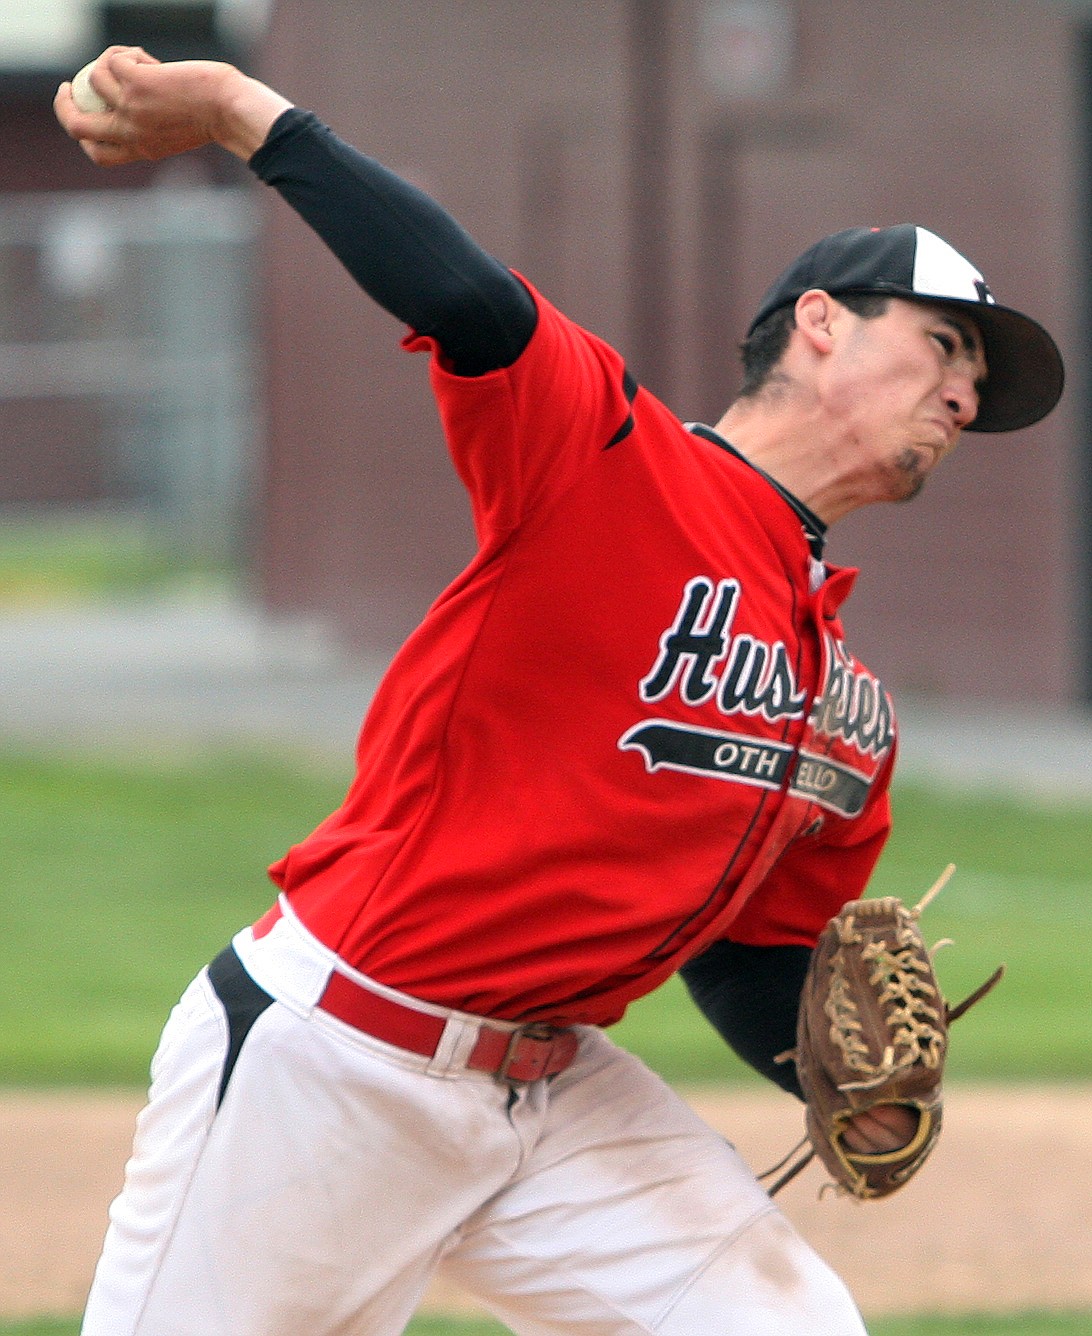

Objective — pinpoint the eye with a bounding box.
[932,331,957,357]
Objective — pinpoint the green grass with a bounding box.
[3,1312,1091,1335]
[0,748,347,1084]
[1,746,1091,1088]
[872,1320,1092,1336]
[394,1315,1092,1335]
[0,513,232,604]
[470,1318,1092,1336]
[0,1323,77,1336]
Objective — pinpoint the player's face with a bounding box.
[827,298,987,502]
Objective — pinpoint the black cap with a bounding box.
[748,225,1064,433]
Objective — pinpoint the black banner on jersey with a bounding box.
[788,751,871,817]
[619,720,793,789]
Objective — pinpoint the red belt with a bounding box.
[251,903,579,1083]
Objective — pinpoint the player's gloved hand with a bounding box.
[765,867,1003,1200]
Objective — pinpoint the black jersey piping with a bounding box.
[602,369,640,449]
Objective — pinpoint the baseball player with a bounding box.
[56,49,1063,1336]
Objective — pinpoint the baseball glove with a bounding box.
[766,866,1003,1200]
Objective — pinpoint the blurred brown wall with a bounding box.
[256,1,634,649]
[257,0,1083,705]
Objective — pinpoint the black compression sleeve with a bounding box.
[679,940,811,1099]
[249,108,538,376]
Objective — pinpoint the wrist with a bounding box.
[213,68,294,160]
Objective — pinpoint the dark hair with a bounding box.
[737,290,891,397]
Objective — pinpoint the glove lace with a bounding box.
[826,906,945,1090]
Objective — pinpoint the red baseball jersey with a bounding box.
[266,283,896,1026]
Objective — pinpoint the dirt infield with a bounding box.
[4,1084,1090,1322]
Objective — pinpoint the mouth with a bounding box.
[924,420,957,455]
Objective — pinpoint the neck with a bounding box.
[711,396,871,526]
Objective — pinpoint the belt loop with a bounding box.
[425,1015,479,1076]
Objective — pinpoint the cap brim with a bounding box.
[928,298,1064,433]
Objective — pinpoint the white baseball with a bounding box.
[71,61,110,114]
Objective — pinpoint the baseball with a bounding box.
[71,61,109,113]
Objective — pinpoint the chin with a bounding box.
[890,448,930,502]
[894,476,927,503]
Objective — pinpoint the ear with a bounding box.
[793,289,838,354]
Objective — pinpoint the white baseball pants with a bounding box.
[81,906,866,1335]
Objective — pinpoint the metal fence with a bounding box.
[0,184,259,561]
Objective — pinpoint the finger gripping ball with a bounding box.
[72,62,109,114]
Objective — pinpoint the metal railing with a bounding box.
[0,184,260,560]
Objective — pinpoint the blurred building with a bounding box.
[4,1,1091,707]
[256,0,1092,707]
[0,0,265,558]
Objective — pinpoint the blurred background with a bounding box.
[2,5,1092,1334]
[1,0,1091,707]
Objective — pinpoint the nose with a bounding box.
[945,374,980,431]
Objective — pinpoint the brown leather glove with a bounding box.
[776,878,1002,1200]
